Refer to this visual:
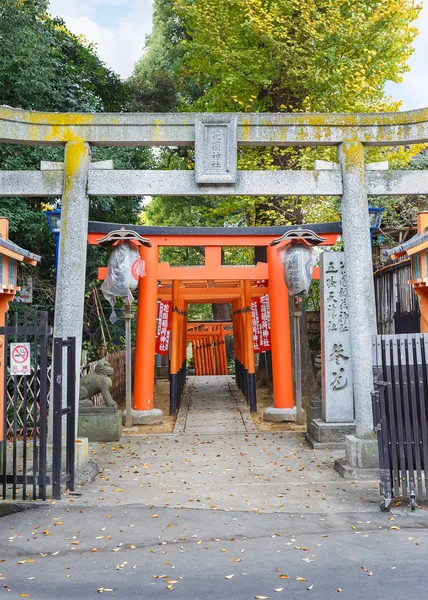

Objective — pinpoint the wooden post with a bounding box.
[124,301,133,428]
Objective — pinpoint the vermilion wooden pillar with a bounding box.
[134,244,159,411]
[169,280,180,414]
[244,279,257,411]
[267,244,294,409]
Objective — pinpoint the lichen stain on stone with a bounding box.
[63,142,89,196]
[59,142,90,256]
[242,119,250,141]
[340,142,365,172]
[153,118,162,142]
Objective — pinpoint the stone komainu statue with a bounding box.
[79,361,116,409]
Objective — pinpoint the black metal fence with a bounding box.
[374,260,421,334]
[0,311,75,501]
[372,333,428,511]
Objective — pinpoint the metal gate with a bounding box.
[372,333,428,511]
[0,311,76,501]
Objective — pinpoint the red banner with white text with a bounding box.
[155,301,172,355]
[251,293,271,354]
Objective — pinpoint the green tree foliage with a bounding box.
[0,0,123,112]
[0,0,130,262]
[175,0,420,114]
[134,0,422,228]
[0,0,152,355]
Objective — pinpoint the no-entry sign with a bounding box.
[10,343,31,376]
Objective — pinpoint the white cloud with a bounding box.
[48,0,153,78]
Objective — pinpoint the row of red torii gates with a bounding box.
[90,222,340,418]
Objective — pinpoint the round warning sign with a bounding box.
[10,343,31,375]
[12,345,29,363]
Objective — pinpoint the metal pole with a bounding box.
[294,296,303,425]
[124,301,133,428]
[55,231,60,274]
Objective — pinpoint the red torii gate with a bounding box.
[89,223,340,420]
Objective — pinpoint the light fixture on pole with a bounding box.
[368,206,384,243]
[270,229,326,424]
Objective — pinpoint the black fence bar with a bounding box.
[52,338,62,500]
[38,313,49,501]
[372,333,428,511]
[66,338,76,493]
[21,312,28,500]
[1,312,8,500]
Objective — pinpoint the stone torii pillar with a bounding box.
[52,141,91,439]
[335,142,379,477]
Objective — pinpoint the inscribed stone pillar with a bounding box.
[338,142,377,438]
[321,252,353,422]
[52,141,91,438]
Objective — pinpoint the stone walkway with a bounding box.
[174,375,257,434]
[60,376,380,513]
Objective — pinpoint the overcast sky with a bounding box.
[48,0,427,111]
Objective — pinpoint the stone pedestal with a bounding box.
[263,406,297,422]
[306,394,322,425]
[124,408,164,426]
[306,418,356,449]
[78,407,122,442]
[335,435,379,480]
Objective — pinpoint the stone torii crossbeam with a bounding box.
[2,105,428,474]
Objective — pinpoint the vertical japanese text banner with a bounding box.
[251,294,271,354]
[155,301,172,355]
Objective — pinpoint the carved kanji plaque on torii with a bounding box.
[195,115,237,184]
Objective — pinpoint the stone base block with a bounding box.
[345,435,379,468]
[75,460,99,486]
[335,435,380,480]
[306,399,322,426]
[124,409,164,426]
[263,406,297,423]
[78,410,122,442]
[334,459,380,481]
[306,419,356,450]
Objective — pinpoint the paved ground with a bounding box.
[174,376,257,434]
[1,375,428,598]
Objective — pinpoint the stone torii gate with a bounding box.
[2,105,428,474]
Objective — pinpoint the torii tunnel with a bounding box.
[89,222,340,418]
